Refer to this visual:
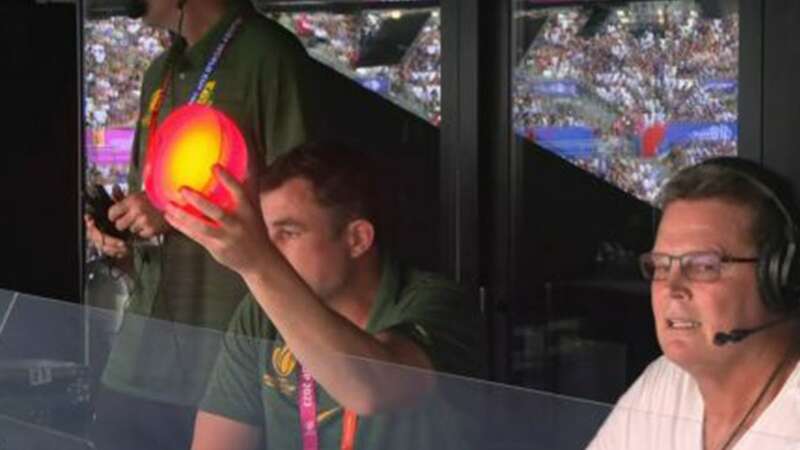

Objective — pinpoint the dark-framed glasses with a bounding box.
[639,251,758,281]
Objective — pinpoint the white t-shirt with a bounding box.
[588,356,800,450]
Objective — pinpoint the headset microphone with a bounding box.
[714,313,799,346]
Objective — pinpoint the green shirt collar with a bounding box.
[365,255,401,333]
[180,0,253,69]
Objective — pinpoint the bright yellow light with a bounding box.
[164,120,222,195]
[144,104,249,215]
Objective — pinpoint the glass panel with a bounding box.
[507,0,740,403]
[2,292,798,448]
[83,1,442,201]
[79,5,449,449]
[514,0,739,203]
[263,3,442,126]
[84,17,168,194]
[82,2,447,345]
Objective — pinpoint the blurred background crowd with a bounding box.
[84,1,737,203]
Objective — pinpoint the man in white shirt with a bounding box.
[589,158,800,450]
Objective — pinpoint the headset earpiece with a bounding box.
[696,158,800,313]
[758,235,787,311]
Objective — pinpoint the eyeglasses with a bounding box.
[639,251,758,282]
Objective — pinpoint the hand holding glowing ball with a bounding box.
[143,104,248,218]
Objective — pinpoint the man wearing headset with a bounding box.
[589,158,800,450]
[85,0,311,449]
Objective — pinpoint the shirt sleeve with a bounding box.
[199,296,272,426]
[384,277,486,378]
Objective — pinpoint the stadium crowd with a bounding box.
[272,10,442,124]
[84,18,168,190]
[85,18,168,130]
[84,3,738,202]
[521,6,738,128]
[514,3,738,200]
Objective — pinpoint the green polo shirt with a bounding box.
[102,0,312,405]
[200,257,485,450]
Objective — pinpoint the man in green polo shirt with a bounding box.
[84,0,311,448]
[163,142,485,450]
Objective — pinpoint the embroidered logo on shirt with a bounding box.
[317,407,340,424]
[262,344,342,424]
[140,79,216,128]
[263,344,299,396]
[195,80,217,106]
[272,344,297,377]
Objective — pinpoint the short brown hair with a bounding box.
[259,141,383,239]
[658,158,798,252]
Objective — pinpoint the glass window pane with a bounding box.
[514,1,739,202]
[84,3,442,198]
[265,5,442,126]
[84,18,168,192]
[507,0,740,402]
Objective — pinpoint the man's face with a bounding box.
[259,177,354,302]
[651,199,772,372]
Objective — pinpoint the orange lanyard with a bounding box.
[341,409,358,450]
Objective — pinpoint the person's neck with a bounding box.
[178,1,229,47]
[695,337,798,425]
[326,253,383,330]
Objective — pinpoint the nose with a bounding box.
[665,261,690,300]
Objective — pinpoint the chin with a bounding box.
[661,340,713,371]
[660,333,699,359]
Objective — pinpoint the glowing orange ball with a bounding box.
[143,104,248,216]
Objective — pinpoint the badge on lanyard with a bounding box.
[298,365,359,450]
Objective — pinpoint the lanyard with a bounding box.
[146,16,243,141]
[299,365,359,450]
[188,16,243,103]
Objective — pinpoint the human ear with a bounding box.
[345,219,375,258]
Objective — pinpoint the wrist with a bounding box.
[239,244,279,282]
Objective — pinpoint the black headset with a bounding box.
[690,157,800,313]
